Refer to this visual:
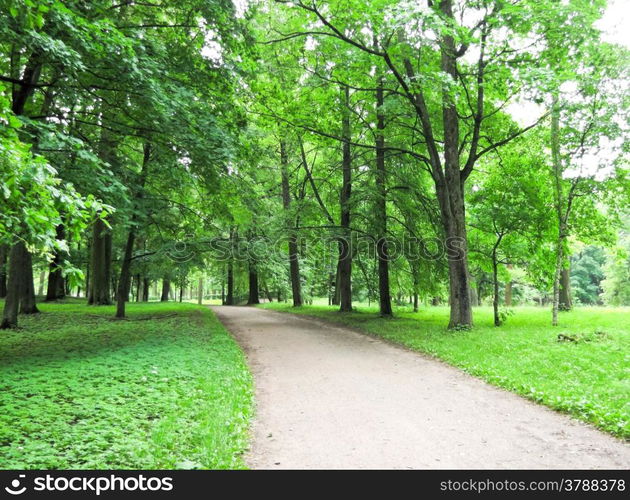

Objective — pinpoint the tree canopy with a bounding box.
[1,0,628,329]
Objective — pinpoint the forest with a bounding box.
[0,0,629,470]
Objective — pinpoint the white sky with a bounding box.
[507,0,628,179]
[597,0,630,48]
[508,0,628,127]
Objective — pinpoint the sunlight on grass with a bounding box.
[260,303,630,438]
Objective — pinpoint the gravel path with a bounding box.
[212,306,630,470]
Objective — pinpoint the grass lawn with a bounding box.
[0,300,252,469]
[260,303,629,439]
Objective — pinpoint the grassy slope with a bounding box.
[0,301,252,469]
[260,303,629,439]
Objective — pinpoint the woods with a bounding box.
[1,0,628,330]
[1,0,630,474]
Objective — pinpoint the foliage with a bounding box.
[570,245,606,305]
[0,301,252,469]
[601,220,630,306]
[0,84,101,255]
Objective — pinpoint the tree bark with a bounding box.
[0,244,8,298]
[115,142,150,318]
[338,85,353,312]
[226,262,234,305]
[1,243,24,328]
[115,231,135,317]
[88,218,112,305]
[551,92,563,326]
[332,261,341,305]
[438,0,473,328]
[280,140,303,306]
[46,224,67,301]
[247,261,259,305]
[19,244,38,314]
[0,240,39,327]
[8,55,43,319]
[375,75,393,317]
[492,253,500,327]
[491,234,504,327]
[142,278,150,301]
[225,229,235,305]
[559,265,572,311]
[160,279,170,302]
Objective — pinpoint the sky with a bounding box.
[597,0,630,48]
[508,0,628,178]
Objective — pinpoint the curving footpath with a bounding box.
[212,305,630,470]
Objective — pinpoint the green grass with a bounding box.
[260,302,630,439]
[0,300,252,469]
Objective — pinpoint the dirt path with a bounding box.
[212,306,629,469]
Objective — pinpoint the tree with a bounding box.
[570,245,606,305]
[266,0,578,327]
[469,139,553,326]
[0,86,99,328]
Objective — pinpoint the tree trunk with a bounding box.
[142,278,150,301]
[114,142,150,317]
[115,231,135,318]
[280,140,303,306]
[332,262,341,305]
[161,279,170,302]
[179,286,183,303]
[37,270,46,297]
[226,261,234,305]
[559,265,572,311]
[247,261,259,305]
[225,229,235,305]
[46,224,67,301]
[492,253,500,327]
[375,76,392,317]
[88,218,112,305]
[551,92,563,326]
[12,53,42,116]
[197,277,203,305]
[470,282,478,308]
[436,180,473,328]
[2,54,43,325]
[0,240,39,327]
[436,1,473,328]
[19,245,38,314]
[338,85,353,312]
[1,243,24,328]
[504,282,512,306]
[0,244,7,298]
